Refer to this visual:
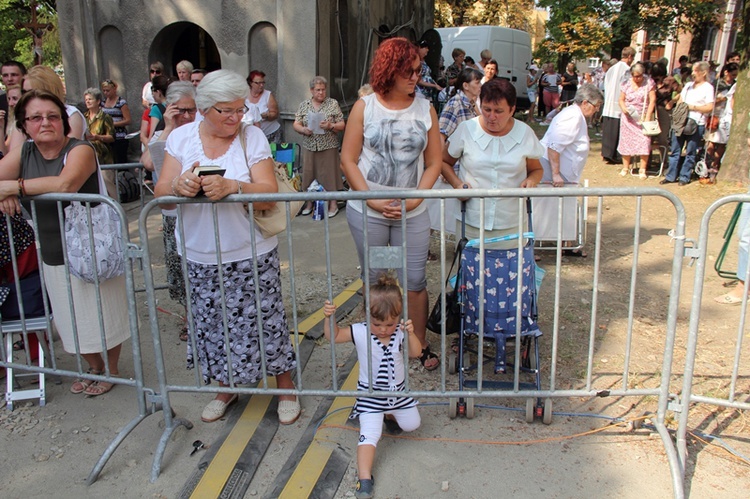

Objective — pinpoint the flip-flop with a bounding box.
[714,294,745,305]
[562,249,587,258]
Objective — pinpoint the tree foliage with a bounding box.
[536,0,611,68]
[434,0,536,31]
[0,0,60,67]
[537,0,724,62]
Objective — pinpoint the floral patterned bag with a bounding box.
[63,161,125,283]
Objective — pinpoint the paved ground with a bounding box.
[2,147,750,498]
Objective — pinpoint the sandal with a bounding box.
[70,369,102,394]
[84,377,117,397]
[419,345,440,371]
[179,324,189,342]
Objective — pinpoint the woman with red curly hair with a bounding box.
[341,37,443,377]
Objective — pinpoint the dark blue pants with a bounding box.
[665,125,704,183]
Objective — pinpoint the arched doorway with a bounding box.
[150,22,221,77]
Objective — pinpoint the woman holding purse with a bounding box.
[0,89,130,396]
[617,63,655,179]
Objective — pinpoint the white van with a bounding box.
[436,26,532,109]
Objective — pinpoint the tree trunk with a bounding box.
[717,2,750,185]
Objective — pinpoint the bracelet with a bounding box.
[171,176,180,196]
[236,180,242,194]
[18,178,25,197]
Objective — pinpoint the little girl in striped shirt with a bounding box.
[323,273,422,499]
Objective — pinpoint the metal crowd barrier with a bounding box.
[100,162,150,208]
[138,186,687,496]
[675,194,750,490]
[0,193,156,485]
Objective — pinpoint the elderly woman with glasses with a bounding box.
[0,89,131,396]
[537,84,604,257]
[293,76,345,216]
[617,62,656,179]
[154,70,300,425]
[246,70,282,143]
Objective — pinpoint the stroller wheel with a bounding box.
[542,398,553,425]
[525,398,535,423]
[448,397,458,419]
[465,398,475,419]
[448,351,457,375]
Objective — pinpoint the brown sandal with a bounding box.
[84,376,117,397]
[70,369,101,394]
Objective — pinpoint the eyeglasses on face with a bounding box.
[25,114,62,124]
[177,107,197,115]
[211,105,249,116]
[150,69,162,74]
[252,80,266,85]
[400,67,421,78]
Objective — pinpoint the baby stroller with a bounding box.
[447,199,549,423]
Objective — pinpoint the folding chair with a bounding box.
[3,316,53,410]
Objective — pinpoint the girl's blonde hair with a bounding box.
[369,272,402,321]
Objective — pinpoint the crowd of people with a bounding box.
[598,49,741,185]
[0,41,745,498]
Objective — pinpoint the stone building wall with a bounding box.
[57,1,434,139]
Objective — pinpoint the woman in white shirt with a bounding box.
[662,61,714,186]
[540,84,604,186]
[537,84,604,256]
[154,70,300,426]
[441,78,544,248]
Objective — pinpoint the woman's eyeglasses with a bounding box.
[177,107,197,115]
[150,69,162,74]
[400,67,421,78]
[251,80,266,85]
[102,79,114,86]
[212,105,248,116]
[25,114,62,124]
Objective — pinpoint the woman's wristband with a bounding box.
[171,176,180,196]
[18,178,25,197]
[236,180,242,194]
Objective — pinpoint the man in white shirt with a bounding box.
[601,47,635,164]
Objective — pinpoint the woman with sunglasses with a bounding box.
[101,79,131,164]
[340,37,443,372]
[154,70,300,425]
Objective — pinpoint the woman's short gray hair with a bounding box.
[166,81,196,104]
[176,60,194,73]
[309,76,327,89]
[195,70,249,111]
[84,87,102,101]
[630,62,646,76]
[574,84,604,106]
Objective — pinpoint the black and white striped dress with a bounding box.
[349,323,417,418]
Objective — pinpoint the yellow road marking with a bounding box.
[278,366,359,498]
[295,278,362,333]
[189,379,277,498]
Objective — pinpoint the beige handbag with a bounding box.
[640,82,660,136]
[238,125,303,238]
